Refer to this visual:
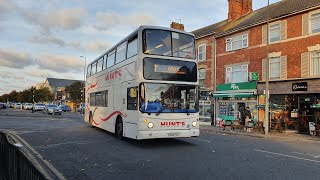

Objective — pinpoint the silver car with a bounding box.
[43,104,62,115]
[24,103,33,110]
[33,103,45,111]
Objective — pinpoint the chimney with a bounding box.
[228,0,252,21]
[170,22,185,31]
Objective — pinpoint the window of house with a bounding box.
[116,42,127,64]
[226,64,248,83]
[311,12,320,34]
[127,87,138,110]
[107,50,115,68]
[97,58,103,73]
[198,44,206,61]
[310,51,320,76]
[269,23,281,42]
[226,34,248,51]
[269,57,281,79]
[127,37,138,58]
[198,69,206,88]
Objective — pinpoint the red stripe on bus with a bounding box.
[100,111,127,121]
[87,82,98,92]
[92,119,100,125]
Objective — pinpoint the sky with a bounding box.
[0,0,280,95]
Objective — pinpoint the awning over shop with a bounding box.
[311,104,320,109]
[213,92,254,98]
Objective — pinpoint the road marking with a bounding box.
[191,137,211,143]
[35,140,103,149]
[254,149,320,163]
[292,152,320,158]
[7,131,67,180]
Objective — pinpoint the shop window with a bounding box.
[310,51,320,76]
[226,64,248,83]
[198,69,206,88]
[269,57,281,79]
[127,87,138,110]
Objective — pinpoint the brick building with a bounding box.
[192,0,320,132]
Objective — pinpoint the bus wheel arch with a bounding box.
[115,115,123,139]
[89,111,94,128]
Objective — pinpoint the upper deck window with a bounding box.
[143,29,195,59]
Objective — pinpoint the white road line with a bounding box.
[191,137,211,143]
[254,149,320,163]
[292,152,320,158]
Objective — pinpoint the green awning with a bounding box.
[213,92,254,98]
[311,104,320,109]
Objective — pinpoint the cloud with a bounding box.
[85,41,112,53]
[29,35,66,46]
[94,12,155,31]
[34,55,84,73]
[0,48,32,69]
[19,7,86,34]
[0,0,16,20]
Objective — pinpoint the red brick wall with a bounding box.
[216,12,320,85]
[196,36,214,89]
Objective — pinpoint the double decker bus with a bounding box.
[85,26,199,139]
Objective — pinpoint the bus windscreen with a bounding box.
[143,58,197,82]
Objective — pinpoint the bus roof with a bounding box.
[88,25,195,66]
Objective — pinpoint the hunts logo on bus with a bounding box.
[105,69,122,81]
[160,122,185,127]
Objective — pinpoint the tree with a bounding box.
[34,87,54,102]
[8,90,19,102]
[65,81,84,103]
[0,94,9,102]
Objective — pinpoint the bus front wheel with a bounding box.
[115,117,123,139]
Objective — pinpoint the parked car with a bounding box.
[9,102,16,108]
[0,103,7,109]
[24,103,33,110]
[43,104,62,115]
[59,105,71,112]
[14,103,22,109]
[33,103,45,111]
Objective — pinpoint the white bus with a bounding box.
[85,26,199,140]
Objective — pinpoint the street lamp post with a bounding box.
[80,56,86,116]
[265,0,270,136]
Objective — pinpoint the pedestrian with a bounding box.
[244,107,252,126]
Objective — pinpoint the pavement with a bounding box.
[199,123,320,143]
[1,109,320,180]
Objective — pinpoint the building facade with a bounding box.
[193,0,320,132]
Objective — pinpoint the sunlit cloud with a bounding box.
[0,48,32,69]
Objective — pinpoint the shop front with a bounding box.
[257,79,320,133]
[213,82,258,124]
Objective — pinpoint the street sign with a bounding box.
[249,72,259,81]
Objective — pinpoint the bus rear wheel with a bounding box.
[115,117,123,139]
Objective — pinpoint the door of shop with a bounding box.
[299,96,315,133]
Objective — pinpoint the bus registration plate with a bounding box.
[167,132,181,137]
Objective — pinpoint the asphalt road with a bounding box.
[1,109,320,180]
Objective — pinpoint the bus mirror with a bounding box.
[130,88,137,97]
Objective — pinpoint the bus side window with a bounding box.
[105,90,108,107]
[127,87,138,110]
[127,36,138,58]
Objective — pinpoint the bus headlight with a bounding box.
[192,121,197,127]
[147,122,154,128]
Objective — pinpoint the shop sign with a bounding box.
[292,82,307,91]
[249,72,259,81]
[217,82,256,91]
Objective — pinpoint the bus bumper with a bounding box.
[136,129,200,140]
